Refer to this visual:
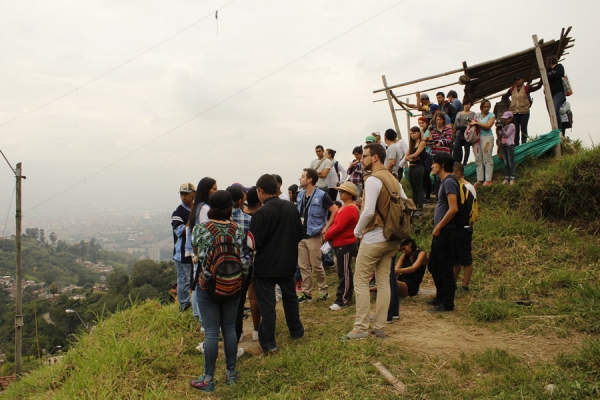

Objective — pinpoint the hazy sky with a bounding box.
[0,0,597,226]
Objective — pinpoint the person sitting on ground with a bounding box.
[323,182,360,311]
[190,190,244,392]
[394,237,428,298]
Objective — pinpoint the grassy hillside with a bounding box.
[3,144,599,399]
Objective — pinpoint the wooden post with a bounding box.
[15,162,23,375]
[405,98,411,136]
[382,75,401,139]
[532,34,561,157]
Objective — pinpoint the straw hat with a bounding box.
[335,181,359,198]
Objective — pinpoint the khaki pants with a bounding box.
[298,236,329,296]
[353,240,399,331]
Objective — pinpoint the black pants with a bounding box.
[452,137,471,165]
[235,265,253,342]
[408,165,424,209]
[513,113,530,146]
[387,255,399,321]
[427,228,458,309]
[254,274,304,352]
[333,242,355,306]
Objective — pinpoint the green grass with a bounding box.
[4,145,600,398]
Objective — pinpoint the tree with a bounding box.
[106,268,129,295]
[39,229,46,245]
[25,228,39,240]
[49,232,57,246]
[49,283,59,295]
[56,240,68,253]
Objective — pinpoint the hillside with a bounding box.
[3,143,599,399]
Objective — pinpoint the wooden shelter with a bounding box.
[374,28,574,152]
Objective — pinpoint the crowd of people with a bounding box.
[169,58,569,391]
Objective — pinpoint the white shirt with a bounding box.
[279,193,290,201]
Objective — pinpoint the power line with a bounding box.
[1,184,16,239]
[0,0,237,129]
[25,0,407,213]
[1,149,16,175]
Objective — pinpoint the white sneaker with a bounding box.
[252,330,259,341]
[236,348,244,359]
[239,332,244,343]
[196,341,204,354]
[329,303,342,311]
[200,327,205,334]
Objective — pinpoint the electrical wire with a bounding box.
[24,0,407,214]
[1,184,16,239]
[0,0,237,129]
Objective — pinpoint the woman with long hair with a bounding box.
[406,126,428,213]
[325,148,345,201]
[453,99,476,164]
[190,190,244,392]
[288,184,299,204]
[417,116,433,202]
[469,99,496,186]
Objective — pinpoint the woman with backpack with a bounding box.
[325,149,346,201]
[190,190,245,392]
[502,74,542,146]
[469,99,496,187]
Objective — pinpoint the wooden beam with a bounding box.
[381,75,402,139]
[373,67,464,93]
[532,34,561,157]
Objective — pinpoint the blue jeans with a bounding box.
[196,286,238,381]
[175,260,192,310]
[501,144,516,179]
[552,91,565,127]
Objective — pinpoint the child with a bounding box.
[500,111,516,185]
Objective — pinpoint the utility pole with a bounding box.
[15,162,24,375]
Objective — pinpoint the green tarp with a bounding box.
[464,129,561,181]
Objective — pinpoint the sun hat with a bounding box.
[335,181,359,198]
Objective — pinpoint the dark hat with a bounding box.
[209,190,234,210]
[231,182,249,192]
[429,103,440,112]
[225,185,244,202]
[514,73,524,80]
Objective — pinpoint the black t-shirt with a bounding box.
[301,191,334,238]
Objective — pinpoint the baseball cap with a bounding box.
[231,182,249,192]
[514,73,524,80]
[420,93,429,100]
[179,183,195,193]
[429,104,439,112]
[365,135,376,143]
[502,111,514,119]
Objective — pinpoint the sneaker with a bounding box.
[329,303,343,311]
[502,179,510,185]
[190,376,214,392]
[343,330,369,340]
[483,181,493,186]
[462,286,470,292]
[201,327,205,334]
[386,319,393,324]
[392,315,399,320]
[372,328,386,338]
[317,293,328,302]
[276,293,283,301]
[262,346,277,355]
[425,297,442,306]
[297,293,312,303]
[510,179,515,185]
[428,304,454,312]
[252,330,259,341]
[236,348,244,359]
[239,332,244,343]
[195,341,204,354]
[226,374,238,386]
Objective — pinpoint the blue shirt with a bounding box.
[478,112,496,137]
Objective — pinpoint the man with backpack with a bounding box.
[452,163,477,292]
[247,174,305,354]
[426,152,459,312]
[502,74,542,146]
[344,143,402,340]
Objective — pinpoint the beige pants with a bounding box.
[298,236,329,296]
[353,240,399,331]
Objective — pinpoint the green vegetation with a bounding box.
[3,144,599,398]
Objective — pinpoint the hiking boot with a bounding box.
[428,304,454,312]
[425,297,441,306]
[317,293,328,302]
[372,328,386,338]
[297,293,312,303]
[190,376,214,392]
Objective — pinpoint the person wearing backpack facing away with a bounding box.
[325,149,345,201]
[452,163,477,292]
[502,74,542,146]
[190,190,244,392]
[406,126,428,214]
[469,99,496,187]
[559,101,572,137]
[417,116,433,203]
[547,56,566,125]
[500,111,517,185]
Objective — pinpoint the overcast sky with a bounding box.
[0,0,597,226]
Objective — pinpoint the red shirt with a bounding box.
[324,204,359,247]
